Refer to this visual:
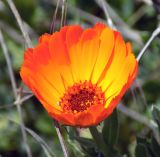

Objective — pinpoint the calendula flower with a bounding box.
[20,23,138,127]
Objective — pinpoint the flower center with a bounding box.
[60,81,106,113]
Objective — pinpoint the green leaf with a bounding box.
[136,136,148,145]
[67,127,99,157]
[151,136,160,157]
[75,137,98,157]
[135,144,150,157]
[102,109,119,146]
[75,136,96,148]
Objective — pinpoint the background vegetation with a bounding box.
[0,0,160,157]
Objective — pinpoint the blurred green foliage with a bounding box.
[0,0,160,157]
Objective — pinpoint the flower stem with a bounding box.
[53,120,69,157]
[89,126,110,157]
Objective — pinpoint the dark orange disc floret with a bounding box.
[60,81,106,113]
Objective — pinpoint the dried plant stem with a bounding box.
[60,0,67,27]
[64,0,68,26]
[0,29,17,99]
[0,94,33,110]
[53,120,69,157]
[6,0,32,48]
[96,0,115,29]
[16,94,32,157]
[136,26,160,62]
[0,30,32,157]
[50,0,60,33]
[4,2,33,154]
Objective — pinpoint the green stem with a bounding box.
[89,126,110,157]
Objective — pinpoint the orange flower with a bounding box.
[20,23,138,127]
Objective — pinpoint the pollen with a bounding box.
[60,81,106,113]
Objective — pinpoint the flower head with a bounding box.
[20,23,138,127]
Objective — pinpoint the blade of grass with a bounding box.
[89,126,111,157]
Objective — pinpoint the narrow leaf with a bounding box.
[135,144,150,157]
[102,109,119,146]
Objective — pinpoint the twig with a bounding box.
[16,92,32,157]
[6,0,32,48]
[14,93,33,105]
[60,0,67,27]
[4,2,34,153]
[96,0,115,29]
[0,93,33,110]
[0,29,17,99]
[53,120,69,157]
[50,0,60,33]
[136,26,160,62]
[0,29,32,157]
[48,0,105,23]
[64,0,68,26]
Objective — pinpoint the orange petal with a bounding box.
[93,22,107,35]
[20,66,62,112]
[98,32,138,108]
[70,28,100,81]
[49,32,69,65]
[75,111,94,127]
[49,112,75,126]
[38,33,51,43]
[91,27,115,84]
[48,29,75,87]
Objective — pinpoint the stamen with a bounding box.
[60,81,106,113]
